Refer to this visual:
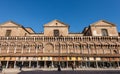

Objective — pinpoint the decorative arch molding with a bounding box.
[16,42,22,47]
[44,43,54,53]
[2,42,9,46]
[9,42,16,46]
[35,42,43,46]
[28,41,36,46]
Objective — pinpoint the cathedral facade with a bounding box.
[0,20,120,68]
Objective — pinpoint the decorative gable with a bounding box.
[0,21,22,27]
[90,20,116,27]
[44,20,69,27]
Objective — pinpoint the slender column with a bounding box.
[34,37,35,42]
[117,61,119,68]
[29,47,31,53]
[85,61,87,68]
[37,61,39,68]
[87,61,90,68]
[22,61,24,68]
[81,61,82,68]
[109,61,112,68]
[51,61,54,68]
[74,61,76,68]
[64,37,65,41]
[103,61,104,68]
[44,61,46,68]
[25,37,26,42]
[29,61,31,68]
[67,61,68,68]
[14,61,16,68]
[6,61,9,68]
[96,61,98,68]
[14,46,17,53]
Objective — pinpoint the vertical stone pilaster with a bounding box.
[7,46,9,53]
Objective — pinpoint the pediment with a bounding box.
[0,21,22,27]
[44,20,69,27]
[90,20,116,27]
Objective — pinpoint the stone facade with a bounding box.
[0,20,120,69]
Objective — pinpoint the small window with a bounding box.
[101,29,108,36]
[54,30,59,37]
[5,30,12,36]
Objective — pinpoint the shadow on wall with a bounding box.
[18,70,80,74]
[17,70,120,74]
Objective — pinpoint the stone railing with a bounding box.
[0,36,119,42]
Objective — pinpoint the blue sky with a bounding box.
[0,0,120,33]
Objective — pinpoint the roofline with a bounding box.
[90,20,116,27]
[43,19,70,27]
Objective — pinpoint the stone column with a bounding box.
[14,61,16,68]
[51,61,54,68]
[37,61,39,68]
[67,61,68,68]
[29,61,31,68]
[96,61,98,68]
[74,61,76,68]
[117,61,119,68]
[103,61,104,68]
[6,61,9,68]
[44,61,46,68]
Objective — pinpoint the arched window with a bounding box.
[101,29,108,36]
[54,30,59,37]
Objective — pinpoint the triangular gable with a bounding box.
[44,20,69,27]
[0,21,22,27]
[90,20,116,27]
[0,21,32,34]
